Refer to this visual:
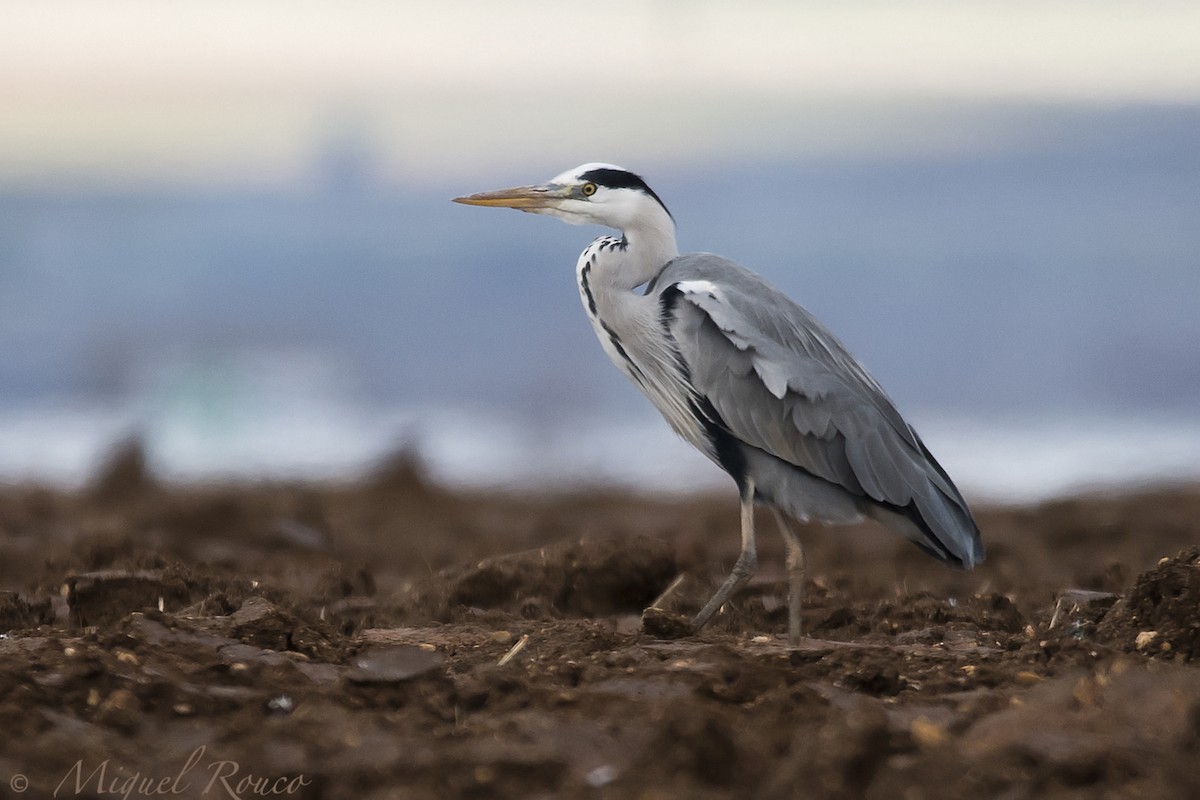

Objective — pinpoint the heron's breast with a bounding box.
[574,246,715,457]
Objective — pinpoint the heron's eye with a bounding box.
[581,182,597,197]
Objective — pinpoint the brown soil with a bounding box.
[1,446,1199,799]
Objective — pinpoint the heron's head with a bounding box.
[454,163,673,232]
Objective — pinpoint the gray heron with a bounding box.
[454,163,984,644]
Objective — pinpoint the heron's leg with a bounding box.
[772,508,806,646]
[692,479,758,632]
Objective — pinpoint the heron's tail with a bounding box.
[863,435,985,569]
[866,496,984,569]
[743,439,985,569]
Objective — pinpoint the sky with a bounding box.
[3,1,1200,184]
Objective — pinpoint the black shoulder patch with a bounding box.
[658,282,682,318]
[578,167,673,220]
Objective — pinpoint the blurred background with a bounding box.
[1,0,1197,502]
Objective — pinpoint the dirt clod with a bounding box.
[67,568,195,627]
[641,606,693,639]
[445,535,677,617]
[0,591,51,631]
[1097,546,1200,660]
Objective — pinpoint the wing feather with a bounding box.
[656,253,983,567]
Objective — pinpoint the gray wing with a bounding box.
[654,253,984,568]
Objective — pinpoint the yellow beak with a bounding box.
[452,184,568,210]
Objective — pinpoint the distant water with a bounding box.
[2,390,1197,505]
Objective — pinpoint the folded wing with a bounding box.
[656,253,984,567]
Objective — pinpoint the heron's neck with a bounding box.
[575,214,681,398]
[590,218,679,292]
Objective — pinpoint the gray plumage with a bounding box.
[454,162,985,643]
[653,253,983,568]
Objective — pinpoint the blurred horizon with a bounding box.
[5,1,1200,186]
[2,1,1198,502]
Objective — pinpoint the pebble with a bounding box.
[910,717,949,748]
[1015,671,1044,685]
[1135,630,1158,650]
[586,765,619,787]
[346,645,445,683]
[96,688,141,733]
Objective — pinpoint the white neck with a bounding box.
[573,199,702,447]
[587,202,679,291]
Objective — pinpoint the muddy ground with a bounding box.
[1,443,1199,799]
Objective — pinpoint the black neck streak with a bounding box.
[580,259,648,390]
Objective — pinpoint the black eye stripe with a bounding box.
[577,168,672,219]
[578,168,650,192]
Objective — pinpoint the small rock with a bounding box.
[346,646,445,683]
[585,764,619,787]
[223,597,340,660]
[1135,630,1158,650]
[489,630,514,644]
[96,688,141,733]
[229,597,293,650]
[910,717,949,748]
